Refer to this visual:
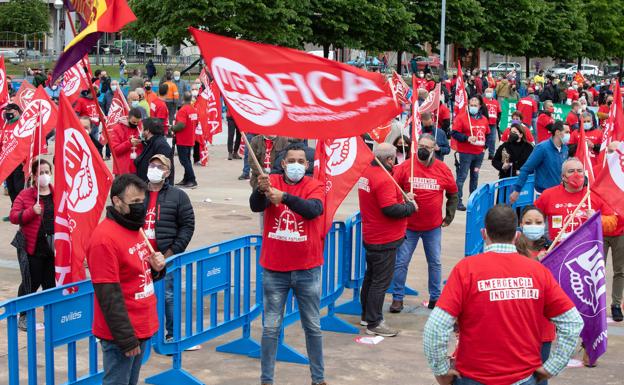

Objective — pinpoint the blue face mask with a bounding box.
[562,132,571,145]
[285,163,305,183]
[131,101,140,108]
[469,106,479,115]
[583,122,592,130]
[522,225,545,241]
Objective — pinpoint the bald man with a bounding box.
[357,143,416,337]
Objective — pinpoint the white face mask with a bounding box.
[111,85,118,92]
[191,90,199,97]
[285,163,305,183]
[174,76,180,81]
[37,174,51,187]
[147,167,165,183]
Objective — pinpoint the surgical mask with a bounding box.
[509,133,519,143]
[522,225,545,241]
[110,85,117,92]
[511,119,521,125]
[561,132,570,145]
[37,174,51,187]
[51,85,58,91]
[125,203,147,223]
[417,147,433,162]
[191,90,199,97]
[484,92,493,99]
[583,122,592,130]
[285,163,305,183]
[174,76,180,81]
[469,106,479,115]
[131,101,139,108]
[547,107,554,113]
[580,104,587,111]
[147,167,165,183]
[566,173,585,190]
[419,73,424,78]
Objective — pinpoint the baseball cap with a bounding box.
[149,154,171,169]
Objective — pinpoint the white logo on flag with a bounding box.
[19,88,36,107]
[106,98,125,127]
[565,244,607,314]
[14,100,51,138]
[0,67,5,93]
[325,137,356,176]
[607,143,624,191]
[64,128,98,213]
[63,65,84,97]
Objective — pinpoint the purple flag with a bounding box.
[541,212,607,365]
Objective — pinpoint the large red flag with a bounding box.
[196,80,223,145]
[391,71,410,105]
[14,81,36,111]
[54,93,113,286]
[62,56,92,104]
[597,81,624,174]
[0,87,57,183]
[592,141,624,216]
[314,136,373,235]
[0,56,8,110]
[453,61,467,116]
[190,28,401,139]
[419,83,441,114]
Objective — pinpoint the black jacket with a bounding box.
[492,140,534,179]
[135,134,174,183]
[144,182,195,255]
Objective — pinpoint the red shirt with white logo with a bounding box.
[87,218,159,340]
[263,139,273,171]
[536,113,555,143]
[73,96,100,125]
[394,158,457,231]
[436,251,574,385]
[516,96,538,126]
[143,191,159,251]
[175,104,198,146]
[358,165,407,245]
[150,97,170,135]
[535,185,612,241]
[452,111,490,155]
[260,174,324,272]
[484,98,501,126]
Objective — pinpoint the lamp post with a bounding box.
[439,0,447,77]
[54,0,63,55]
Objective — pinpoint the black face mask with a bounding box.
[417,147,432,161]
[126,203,147,222]
[128,122,138,129]
[4,112,15,121]
[509,133,520,143]
[608,101,613,106]
[106,203,146,230]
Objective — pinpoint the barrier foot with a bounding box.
[334,289,362,315]
[321,314,359,334]
[385,285,419,297]
[145,368,204,385]
[248,343,309,365]
[216,337,261,356]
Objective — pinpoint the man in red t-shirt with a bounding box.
[249,143,326,385]
[535,158,617,242]
[73,90,100,126]
[517,90,539,128]
[172,92,198,188]
[536,101,556,143]
[424,205,583,385]
[358,143,416,335]
[483,88,502,158]
[109,108,143,176]
[87,174,166,385]
[391,135,458,312]
[569,112,603,168]
[597,95,613,129]
[150,83,170,135]
[451,96,490,211]
[565,101,582,130]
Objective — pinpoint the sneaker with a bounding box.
[457,202,466,211]
[233,153,242,160]
[366,321,399,337]
[389,300,403,313]
[2,216,9,222]
[612,305,623,322]
[312,382,327,385]
[427,299,437,310]
[228,153,233,160]
[488,154,495,160]
[183,181,198,189]
[175,180,187,186]
[359,319,368,326]
[18,315,27,332]
[238,174,250,180]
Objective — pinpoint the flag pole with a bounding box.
[140,228,155,254]
[36,101,42,205]
[373,156,412,203]
[546,189,591,252]
[240,130,267,177]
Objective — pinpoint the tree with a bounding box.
[581,0,624,61]
[0,0,49,35]
[306,0,365,58]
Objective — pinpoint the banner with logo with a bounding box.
[0,87,57,184]
[314,136,373,234]
[196,80,223,145]
[62,56,92,105]
[419,83,441,114]
[54,92,113,286]
[0,56,8,110]
[14,81,36,111]
[369,120,392,143]
[500,99,572,132]
[105,87,129,130]
[190,28,401,139]
[541,213,607,366]
[391,71,410,105]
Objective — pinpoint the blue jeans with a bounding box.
[176,145,196,183]
[453,375,537,385]
[261,267,324,384]
[455,152,484,203]
[101,339,147,385]
[486,125,497,157]
[242,133,255,177]
[539,342,552,385]
[392,227,442,301]
[164,274,174,338]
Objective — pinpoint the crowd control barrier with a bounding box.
[335,212,418,316]
[0,279,151,385]
[465,175,536,256]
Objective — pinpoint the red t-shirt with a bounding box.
[570,128,603,167]
[598,104,609,129]
[536,113,555,143]
[87,218,159,340]
[452,111,490,155]
[414,77,427,90]
[175,104,198,146]
[144,191,159,251]
[483,98,501,126]
[425,80,436,92]
[357,166,407,245]
[535,185,612,241]
[109,123,143,175]
[566,88,579,101]
[565,111,581,128]
[501,125,535,143]
[436,252,574,385]
[394,158,457,231]
[432,103,451,129]
[260,174,324,272]
[516,97,538,126]
[150,97,170,135]
[74,97,100,125]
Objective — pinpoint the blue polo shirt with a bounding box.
[513,138,568,193]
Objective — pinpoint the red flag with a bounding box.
[199,67,211,89]
[14,81,36,111]
[314,136,373,235]
[411,75,422,145]
[453,61,467,116]
[419,83,441,114]
[592,142,624,216]
[0,56,8,109]
[391,71,410,105]
[577,125,595,185]
[0,87,57,183]
[369,121,392,143]
[574,71,585,85]
[105,87,130,130]
[190,28,401,139]
[22,104,49,179]
[196,81,223,145]
[62,56,92,104]
[597,81,624,173]
[54,92,113,286]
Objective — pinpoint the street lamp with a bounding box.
[54,0,63,55]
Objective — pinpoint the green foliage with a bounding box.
[0,0,49,35]
[581,0,624,60]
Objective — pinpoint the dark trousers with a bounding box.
[361,240,402,329]
[166,101,176,126]
[193,141,200,164]
[227,117,241,154]
[7,166,25,203]
[18,255,55,297]
[177,145,196,183]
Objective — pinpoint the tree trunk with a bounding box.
[323,44,330,59]
[525,55,530,79]
[619,57,623,82]
[577,56,582,69]
[396,50,403,75]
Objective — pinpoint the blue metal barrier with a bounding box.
[334,212,418,316]
[146,235,262,385]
